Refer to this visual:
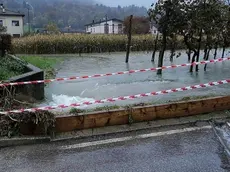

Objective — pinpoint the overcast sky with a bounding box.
[98,0,154,8]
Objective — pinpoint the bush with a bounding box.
[0,55,25,81]
[0,111,55,137]
[0,34,12,56]
[0,86,55,137]
[12,34,187,54]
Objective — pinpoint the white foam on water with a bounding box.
[100,80,171,87]
[80,89,88,96]
[45,94,97,112]
[149,80,171,84]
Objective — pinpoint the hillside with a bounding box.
[0,0,148,30]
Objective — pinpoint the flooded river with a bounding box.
[40,49,230,110]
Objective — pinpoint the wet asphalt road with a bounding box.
[0,127,230,172]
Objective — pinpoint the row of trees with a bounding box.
[123,16,150,34]
[148,0,230,74]
[3,0,147,30]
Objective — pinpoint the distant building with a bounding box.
[60,28,85,34]
[150,21,160,35]
[0,4,24,37]
[85,18,123,34]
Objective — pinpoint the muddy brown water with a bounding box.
[39,49,230,110]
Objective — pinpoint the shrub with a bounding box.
[0,34,12,56]
[0,55,25,81]
[0,111,55,137]
[12,34,187,54]
[0,86,55,137]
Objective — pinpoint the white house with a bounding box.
[0,4,24,37]
[85,18,123,34]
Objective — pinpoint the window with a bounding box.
[154,30,157,34]
[0,20,3,26]
[13,34,20,38]
[12,20,19,26]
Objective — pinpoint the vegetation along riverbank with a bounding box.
[19,56,63,79]
[0,55,25,81]
[0,55,62,81]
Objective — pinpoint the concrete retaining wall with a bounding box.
[55,96,230,133]
[2,55,44,101]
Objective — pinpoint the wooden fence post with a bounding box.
[125,15,133,63]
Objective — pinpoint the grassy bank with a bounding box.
[0,55,62,81]
[12,34,186,54]
[19,56,63,79]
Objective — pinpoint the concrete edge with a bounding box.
[55,95,230,133]
[7,54,43,82]
[0,136,51,148]
[53,111,230,142]
[1,54,45,100]
[58,96,225,118]
[0,111,229,148]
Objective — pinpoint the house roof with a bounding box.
[0,9,25,17]
[85,18,123,26]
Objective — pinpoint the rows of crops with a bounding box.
[12,34,186,54]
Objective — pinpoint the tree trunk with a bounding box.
[190,52,197,72]
[222,46,226,58]
[187,49,191,62]
[203,47,207,60]
[196,29,202,72]
[151,33,159,62]
[125,15,133,63]
[170,38,176,62]
[207,48,210,59]
[157,33,167,75]
[214,42,218,59]
[204,49,211,71]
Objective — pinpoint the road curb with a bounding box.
[0,111,229,148]
[53,111,230,142]
[55,96,230,133]
[0,136,51,148]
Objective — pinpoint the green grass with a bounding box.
[0,55,62,81]
[19,56,63,79]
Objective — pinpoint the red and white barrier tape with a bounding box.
[1,79,229,115]
[0,57,229,87]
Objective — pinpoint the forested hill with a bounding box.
[0,0,148,29]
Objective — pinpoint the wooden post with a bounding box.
[151,33,159,62]
[125,15,133,63]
